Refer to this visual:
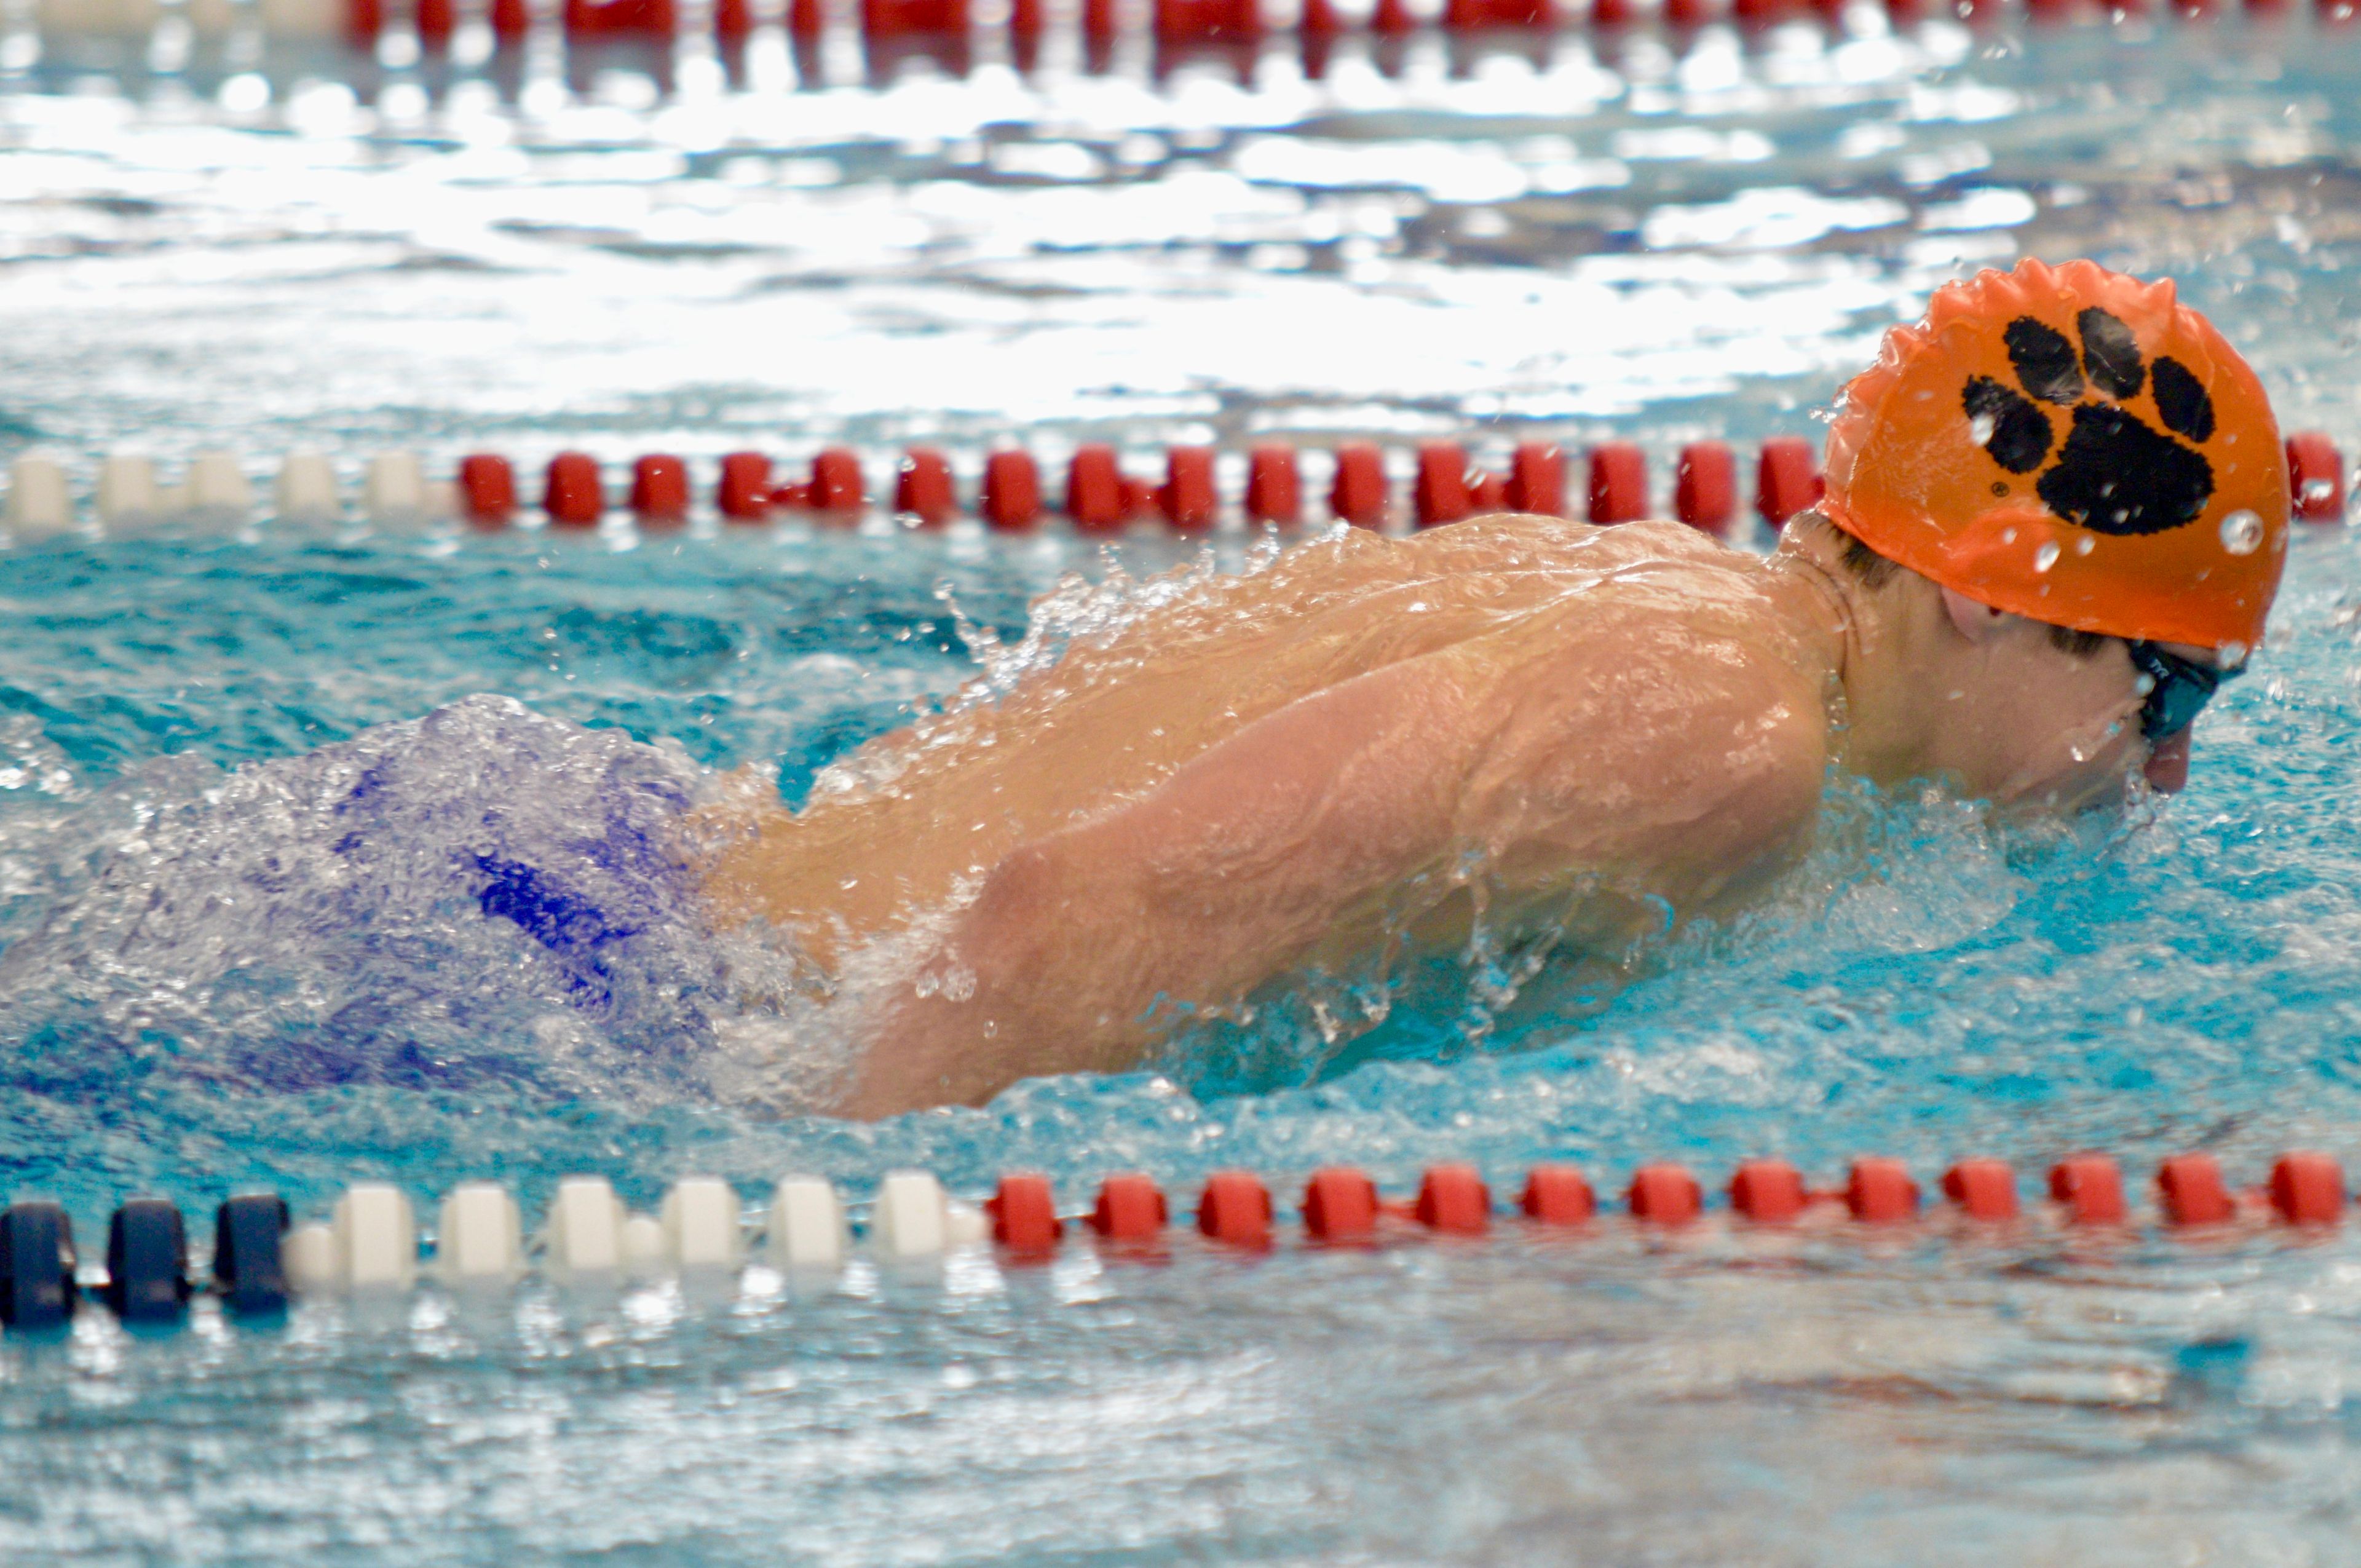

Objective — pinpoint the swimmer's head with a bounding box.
[1801,258,2284,802]
[1821,257,2288,655]
[1789,512,2181,807]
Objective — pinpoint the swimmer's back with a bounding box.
[704,514,1821,965]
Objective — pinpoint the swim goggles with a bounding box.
[2127,641,2242,742]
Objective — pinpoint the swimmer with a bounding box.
[702,258,2290,1117]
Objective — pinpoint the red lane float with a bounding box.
[864,0,966,36]
[458,453,516,526]
[2288,432,2346,522]
[1090,1174,1169,1241]
[1415,441,1474,529]
[1728,1157,1808,1222]
[2157,1152,2238,1226]
[1755,435,1821,529]
[1627,1163,1703,1225]
[717,451,773,521]
[1444,0,1552,24]
[896,448,957,526]
[1415,1164,1492,1233]
[1066,444,1130,532]
[1302,1166,1380,1240]
[1519,1165,1596,1224]
[1845,1157,1919,1222]
[1674,440,1736,536]
[630,454,689,523]
[1506,441,1565,517]
[1155,0,1259,42]
[1942,1157,2019,1221]
[544,451,604,526]
[987,1173,1063,1253]
[1198,1170,1273,1246]
[2268,1151,2344,1225]
[1161,446,1218,531]
[2047,1154,2126,1226]
[1587,441,1647,525]
[983,449,1042,531]
[809,448,866,516]
[564,0,675,38]
[1246,445,1302,526]
[1329,443,1389,528]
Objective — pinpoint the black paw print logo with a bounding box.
[1961,308,2216,536]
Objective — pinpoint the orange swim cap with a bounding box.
[1821,258,2287,654]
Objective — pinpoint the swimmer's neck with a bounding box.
[1763,511,1971,790]
[1767,510,2149,814]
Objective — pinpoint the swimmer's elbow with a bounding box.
[970,841,1077,939]
[1717,715,1828,852]
[962,837,1150,994]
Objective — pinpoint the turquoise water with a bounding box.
[2,7,2361,1562]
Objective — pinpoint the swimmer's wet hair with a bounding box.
[1835,531,2111,657]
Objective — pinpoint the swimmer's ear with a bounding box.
[1939,585,2014,644]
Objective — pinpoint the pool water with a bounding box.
[1,6,2360,1562]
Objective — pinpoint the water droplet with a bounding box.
[1999,526,2017,545]
[2033,541,2060,572]
[1969,413,1996,446]
[2220,639,2248,667]
[2220,509,2264,555]
[2301,477,2337,503]
[2076,536,2095,555]
[2134,672,2157,697]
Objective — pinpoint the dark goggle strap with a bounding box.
[2127,641,2240,742]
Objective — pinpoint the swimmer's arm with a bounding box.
[836,652,1497,1117]
[835,635,1825,1117]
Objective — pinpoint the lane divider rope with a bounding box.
[0,1149,2349,1330]
[4,433,2347,539]
[35,0,2343,53]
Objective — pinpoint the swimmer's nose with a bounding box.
[2144,730,2191,794]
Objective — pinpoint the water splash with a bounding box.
[0,695,773,1101]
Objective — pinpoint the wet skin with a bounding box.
[698,509,2203,1118]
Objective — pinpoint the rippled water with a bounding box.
[1,8,2360,1563]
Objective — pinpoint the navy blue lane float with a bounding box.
[0,1200,77,1329]
[101,1198,191,1323]
[0,1194,287,1329]
[212,1194,293,1317]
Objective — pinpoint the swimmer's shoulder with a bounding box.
[1402,511,1750,576]
[1468,551,1832,871]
